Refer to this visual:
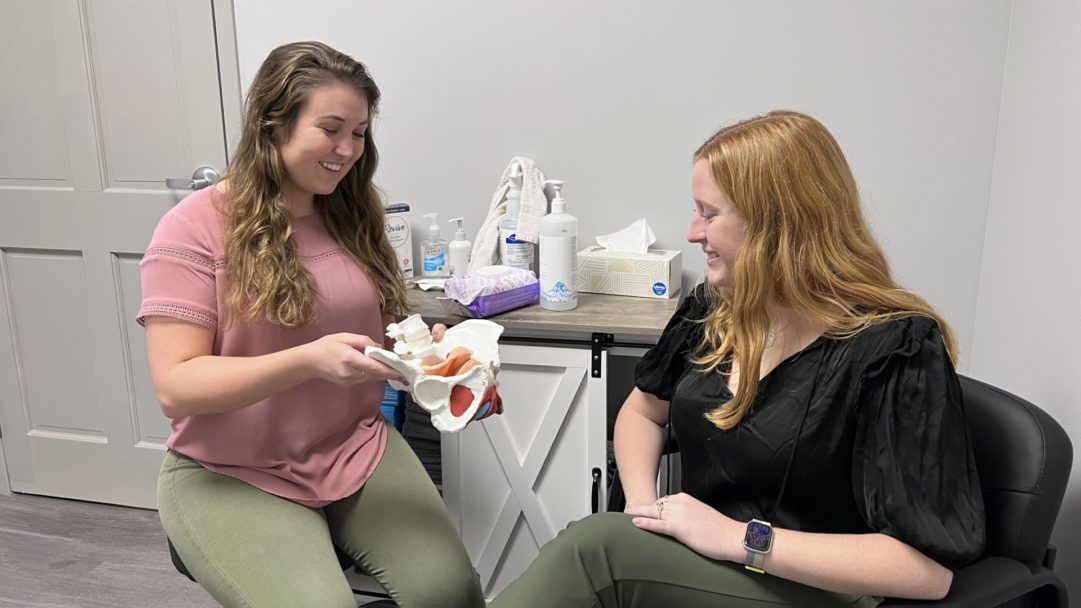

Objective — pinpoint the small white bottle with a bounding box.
[421,212,449,277]
[447,217,472,278]
[539,179,578,311]
[498,161,535,273]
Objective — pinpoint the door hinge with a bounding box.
[591,333,613,378]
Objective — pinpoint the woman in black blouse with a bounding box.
[491,111,985,607]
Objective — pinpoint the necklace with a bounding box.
[765,317,800,348]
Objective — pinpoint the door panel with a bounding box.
[0,0,235,507]
[86,0,223,187]
[0,1,78,185]
[4,250,102,437]
[115,253,172,445]
[442,344,607,599]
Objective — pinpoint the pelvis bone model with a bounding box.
[364,315,504,433]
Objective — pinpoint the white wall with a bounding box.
[971,0,1081,593]
[234,0,1080,596]
[234,0,1012,362]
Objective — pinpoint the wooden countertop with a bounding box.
[406,287,681,341]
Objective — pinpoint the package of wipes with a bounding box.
[438,266,539,318]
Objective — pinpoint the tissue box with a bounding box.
[384,202,413,279]
[577,246,681,299]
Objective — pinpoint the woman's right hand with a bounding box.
[306,333,404,386]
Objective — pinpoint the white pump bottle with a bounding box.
[447,217,472,278]
[539,179,578,311]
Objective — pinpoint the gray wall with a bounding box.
[234,0,1012,362]
[970,0,1081,592]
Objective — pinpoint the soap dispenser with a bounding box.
[539,179,578,311]
[498,161,534,272]
[421,212,449,277]
[448,217,472,278]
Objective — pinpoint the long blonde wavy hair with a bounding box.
[692,111,957,430]
[222,41,406,326]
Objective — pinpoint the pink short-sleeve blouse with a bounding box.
[138,187,388,507]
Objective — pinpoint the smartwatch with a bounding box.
[742,518,773,574]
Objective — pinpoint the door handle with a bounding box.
[166,166,220,190]
[591,467,602,513]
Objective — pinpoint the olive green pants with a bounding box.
[490,513,882,607]
[158,426,483,608]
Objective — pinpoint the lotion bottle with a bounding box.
[447,217,472,278]
[538,179,578,311]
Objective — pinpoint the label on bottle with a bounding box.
[499,229,534,271]
[540,235,577,303]
[422,248,447,275]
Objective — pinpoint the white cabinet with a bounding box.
[441,343,608,599]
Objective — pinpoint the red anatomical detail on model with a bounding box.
[450,385,474,417]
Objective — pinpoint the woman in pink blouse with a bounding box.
[140,41,482,608]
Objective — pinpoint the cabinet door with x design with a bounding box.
[441,342,607,599]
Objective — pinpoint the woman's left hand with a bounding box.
[625,492,743,562]
[431,323,447,342]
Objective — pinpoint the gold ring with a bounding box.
[655,499,666,519]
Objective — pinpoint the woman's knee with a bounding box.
[553,512,640,557]
[394,565,484,608]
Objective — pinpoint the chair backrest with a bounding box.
[960,375,1073,568]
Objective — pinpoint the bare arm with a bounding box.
[613,388,670,507]
[145,317,402,418]
[628,493,952,600]
[765,528,952,600]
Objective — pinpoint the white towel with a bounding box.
[468,157,547,273]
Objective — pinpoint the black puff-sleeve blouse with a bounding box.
[634,286,986,569]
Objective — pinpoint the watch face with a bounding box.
[743,520,773,553]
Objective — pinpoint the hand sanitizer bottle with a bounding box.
[421,212,449,277]
[447,217,472,278]
[498,161,535,272]
[539,179,578,311]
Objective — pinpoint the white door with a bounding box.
[442,343,608,599]
[0,0,240,508]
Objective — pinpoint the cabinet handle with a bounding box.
[591,467,602,513]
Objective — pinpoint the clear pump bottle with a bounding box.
[421,212,449,277]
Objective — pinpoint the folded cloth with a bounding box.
[469,157,547,272]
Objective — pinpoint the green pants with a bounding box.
[490,513,882,607]
[158,425,484,608]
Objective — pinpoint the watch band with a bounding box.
[743,550,766,574]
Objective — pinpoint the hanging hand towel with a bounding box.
[468,157,547,273]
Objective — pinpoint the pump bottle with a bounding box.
[498,161,534,272]
[539,179,578,311]
[421,212,449,277]
[447,217,472,278]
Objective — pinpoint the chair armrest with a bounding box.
[880,557,1066,607]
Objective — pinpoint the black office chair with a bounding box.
[883,376,1071,607]
[609,375,1072,607]
[167,537,396,606]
